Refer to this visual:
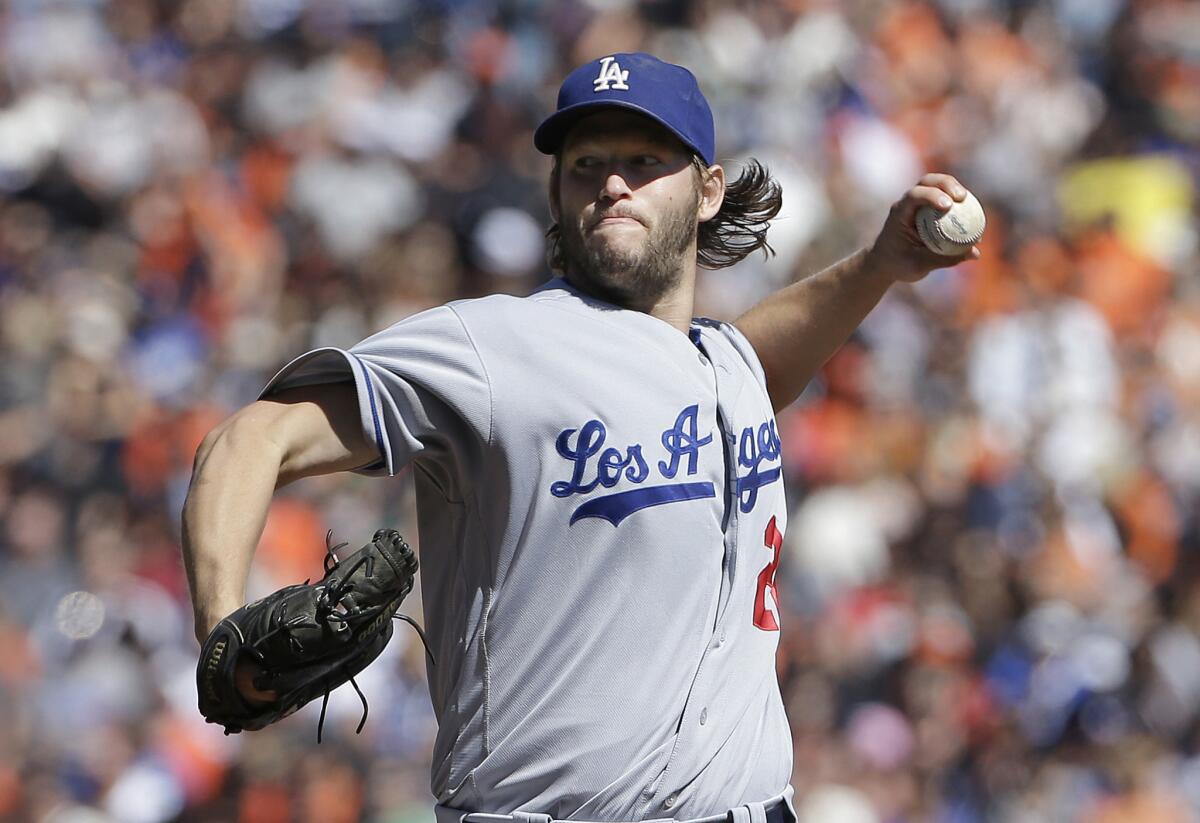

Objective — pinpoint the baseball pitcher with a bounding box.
[182,52,979,823]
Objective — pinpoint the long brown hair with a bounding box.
[694,157,782,269]
[545,155,783,273]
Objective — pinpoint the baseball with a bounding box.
[915,190,985,257]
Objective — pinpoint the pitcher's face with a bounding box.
[552,110,703,309]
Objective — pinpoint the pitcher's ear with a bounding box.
[698,164,725,223]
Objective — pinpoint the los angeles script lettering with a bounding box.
[550,405,782,505]
[550,405,712,498]
[736,419,782,513]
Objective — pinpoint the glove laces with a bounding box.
[310,532,436,744]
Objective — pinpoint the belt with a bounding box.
[453,787,795,823]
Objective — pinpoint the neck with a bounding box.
[563,257,699,335]
[642,274,696,333]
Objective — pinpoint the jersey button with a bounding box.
[697,353,706,365]
[663,793,678,810]
[699,708,708,726]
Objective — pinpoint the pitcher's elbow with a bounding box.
[193,404,286,478]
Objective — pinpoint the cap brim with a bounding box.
[534,99,707,163]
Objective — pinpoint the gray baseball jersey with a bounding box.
[260,277,791,821]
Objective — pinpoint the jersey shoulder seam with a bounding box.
[446,303,495,450]
[446,303,496,762]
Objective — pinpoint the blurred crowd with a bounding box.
[1,0,1199,820]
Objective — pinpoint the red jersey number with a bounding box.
[754,516,782,631]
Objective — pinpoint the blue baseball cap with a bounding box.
[534,53,715,165]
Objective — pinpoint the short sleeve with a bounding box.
[259,305,492,498]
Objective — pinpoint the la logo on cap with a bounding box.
[593,56,630,92]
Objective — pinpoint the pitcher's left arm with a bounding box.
[735,174,980,413]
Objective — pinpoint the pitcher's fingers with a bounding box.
[917,173,967,200]
[895,184,958,222]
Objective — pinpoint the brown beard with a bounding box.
[558,197,698,311]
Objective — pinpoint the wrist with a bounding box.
[194,601,238,641]
[194,613,219,643]
[856,245,901,290]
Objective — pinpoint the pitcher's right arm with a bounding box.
[181,381,380,645]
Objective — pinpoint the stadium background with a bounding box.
[1,0,1199,820]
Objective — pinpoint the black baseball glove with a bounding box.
[197,529,431,742]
